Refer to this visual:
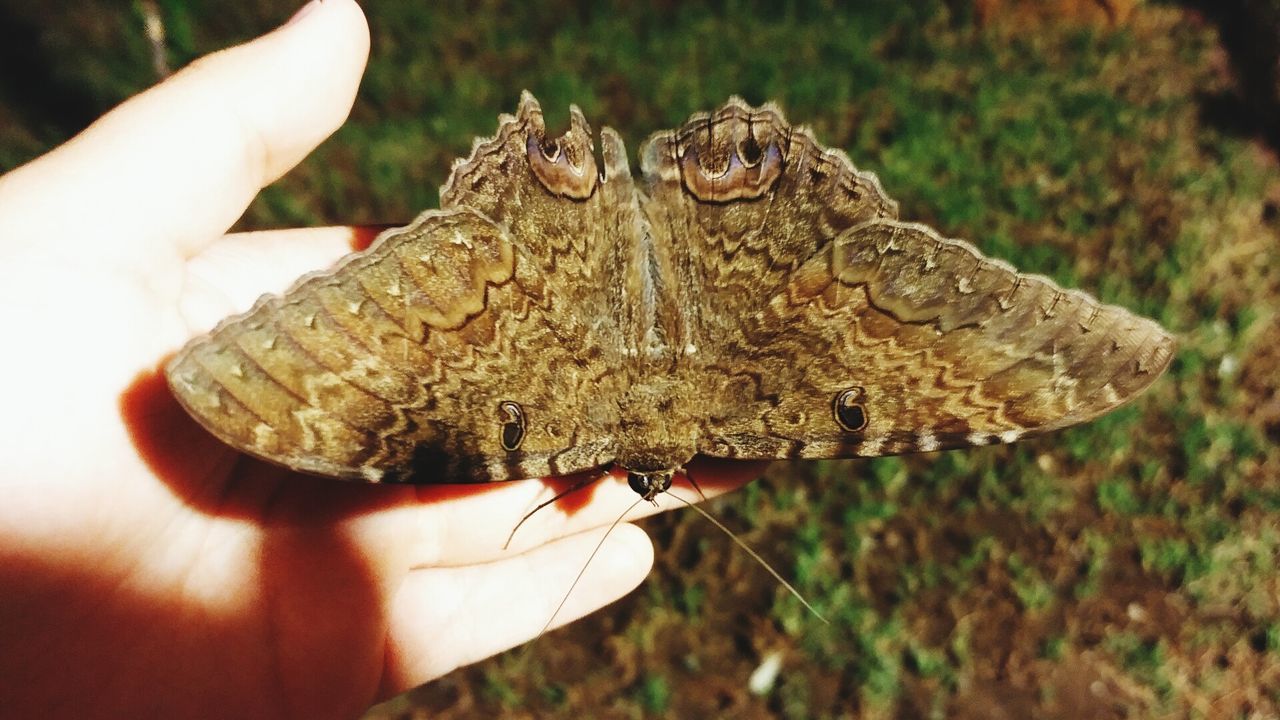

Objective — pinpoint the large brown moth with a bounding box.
[167,93,1174,498]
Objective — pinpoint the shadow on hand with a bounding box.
[119,365,517,519]
[119,363,762,523]
[73,363,763,714]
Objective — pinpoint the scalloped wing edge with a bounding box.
[637,95,900,219]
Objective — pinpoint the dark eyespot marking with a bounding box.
[539,137,561,161]
[678,139,784,202]
[525,132,597,199]
[740,134,763,164]
[499,401,526,451]
[833,388,868,432]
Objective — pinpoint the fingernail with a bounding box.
[282,0,322,29]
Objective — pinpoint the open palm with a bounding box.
[0,3,757,717]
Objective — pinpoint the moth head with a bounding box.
[626,470,674,502]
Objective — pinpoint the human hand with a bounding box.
[0,2,760,717]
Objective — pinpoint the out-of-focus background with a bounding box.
[3,0,1277,717]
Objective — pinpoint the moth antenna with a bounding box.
[682,468,709,502]
[504,470,608,550]
[535,498,645,641]
[665,491,829,625]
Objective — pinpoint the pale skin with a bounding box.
[0,2,760,717]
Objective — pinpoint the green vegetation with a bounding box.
[635,673,672,715]
[5,1,1278,717]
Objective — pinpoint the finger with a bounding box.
[175,226,362,334]
[380,522,653,691]
[0,0,369,266]
[397,458,766,568]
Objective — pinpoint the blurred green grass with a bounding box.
[3,1,1278,717]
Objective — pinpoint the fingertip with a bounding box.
[219,0,371,187]
[590,522,655,589]
[143,0,372,226]
[0,0,372,265]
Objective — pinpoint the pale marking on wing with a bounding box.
[917,430,940,453]
[299,370,347,407]
[1100,383,1120,405]
[290,406,328,451]
[252,423,275,446]
[858,435,887,456]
